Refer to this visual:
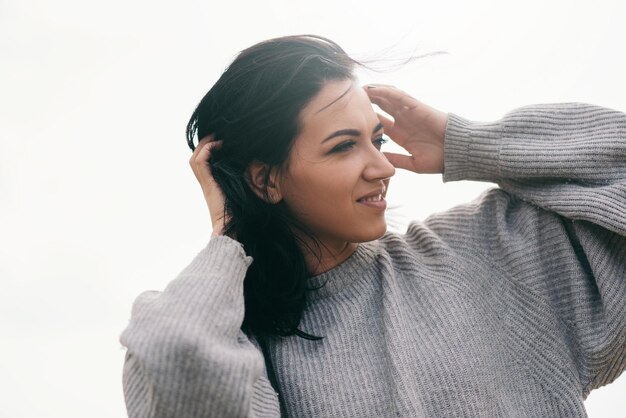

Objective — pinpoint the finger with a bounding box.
[369,95,403,117]
[382,152,417,172]
[365,85,420,109]
[363,83,395,90]
[189,134,214,163]
[195,134,216,152]
[190,140,223,176]
[375,112,394,132]
[195,140,223,166]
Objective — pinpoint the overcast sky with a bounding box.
[1,0,624,417]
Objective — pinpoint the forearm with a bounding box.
[443,103,626,181]
[442,102,626,235]
[119,236,269,417]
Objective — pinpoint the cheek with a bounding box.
[284,162,358,215]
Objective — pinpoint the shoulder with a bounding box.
[379,186,561,265]
[381,187,520,248]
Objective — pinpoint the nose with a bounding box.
[363,146,396,182]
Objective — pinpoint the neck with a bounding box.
[300,238,358,276]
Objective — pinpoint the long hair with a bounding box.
[186,35,360,340]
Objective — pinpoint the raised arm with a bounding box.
[119,135,281,417]
[120,236,281,417]
[430,102,625,397]
[366,84,625,395]
[443,102,626,236]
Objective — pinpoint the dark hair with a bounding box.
[186,35,360,340]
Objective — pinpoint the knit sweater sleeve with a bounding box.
[438,103,626,397]
[119,236,281,417]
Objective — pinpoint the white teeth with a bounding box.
[360,194,382,202]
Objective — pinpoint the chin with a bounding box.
[352,220,388,243]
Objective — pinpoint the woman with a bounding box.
[120,35,626,417]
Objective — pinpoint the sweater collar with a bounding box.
[306,239,380,300]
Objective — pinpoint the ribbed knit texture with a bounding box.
[120,103,626,417]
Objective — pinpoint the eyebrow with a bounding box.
[321,122,384,144]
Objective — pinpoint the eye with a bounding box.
[331,140,357,153]
[373,136,388,149]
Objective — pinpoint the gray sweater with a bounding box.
[120,103,626,417]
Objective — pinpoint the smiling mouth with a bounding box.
[357,194,383,203]
[357,195,386,210]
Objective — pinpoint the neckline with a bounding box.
[306,239,380,300]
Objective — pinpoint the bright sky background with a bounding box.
[1,0,625,417]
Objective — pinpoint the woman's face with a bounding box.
[277,78,396,247]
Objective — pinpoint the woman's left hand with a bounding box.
[364,84,448,174]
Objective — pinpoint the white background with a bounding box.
[1,0,624,417]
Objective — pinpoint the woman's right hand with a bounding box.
[189,135,230,237]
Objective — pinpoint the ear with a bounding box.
[246,161,283,204]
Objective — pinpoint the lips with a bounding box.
[357,186,386,202]
[359,194,383,203]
